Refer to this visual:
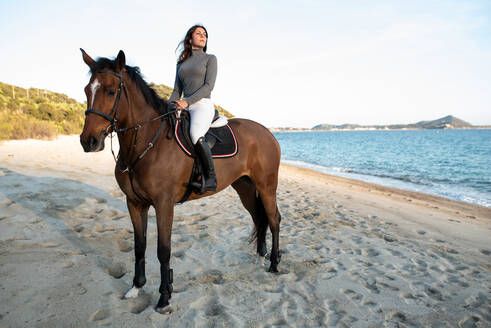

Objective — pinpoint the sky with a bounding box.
[1,0,490,128]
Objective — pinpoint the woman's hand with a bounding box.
[175,99,189,110]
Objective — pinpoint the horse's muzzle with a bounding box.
[80,132,106,152]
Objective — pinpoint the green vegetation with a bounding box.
[0,82,86,140]
[1,81,234,140]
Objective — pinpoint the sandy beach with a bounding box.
[0,135,490,328]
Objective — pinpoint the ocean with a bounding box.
[273,129,491,208]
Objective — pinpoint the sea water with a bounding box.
[273,129,491,208]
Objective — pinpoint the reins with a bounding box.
[85,69,177,173]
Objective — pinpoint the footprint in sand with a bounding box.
[464,292,487,309]
[39,242,59,248]
[196,270,225,285]
[324,299,360,326]
[189,295,226,317]
[95,224,116,233]
[383,234,396,242]
[378,281,400,292]
[117,240,133,253]
[89,309,110,321]
[341,288,363,302]
[108,262,127,279]
[424,285,444,301]
[358,277,380,294]
[384,311,414,327]
[400,293,422,305]
[386,248,405,258]
[361,248,380,257]
[122,292,152,314]
[458,315,482,328]
[323,299,346,326]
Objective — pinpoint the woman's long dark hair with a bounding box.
[176,24,208,64]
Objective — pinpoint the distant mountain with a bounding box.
[0,81,234,140]
[408,115,472,129]
[312,115,474,131]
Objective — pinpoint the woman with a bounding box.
[169,24,218,192]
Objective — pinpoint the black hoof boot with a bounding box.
[156,268,173,314]
[268,250,280,272]
[190,137,217,193]
[155,294,173,314]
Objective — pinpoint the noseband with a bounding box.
[85,69,127,132]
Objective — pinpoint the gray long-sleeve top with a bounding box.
[168,48,217,106]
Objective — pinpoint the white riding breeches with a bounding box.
[187,97,215,144]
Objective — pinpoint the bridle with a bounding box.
[85,69,127,132]
[84,69,177,173]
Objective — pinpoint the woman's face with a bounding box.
[190,27,207,49]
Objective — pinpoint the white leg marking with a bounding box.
[124,286,141,298]
[90,78,101,108]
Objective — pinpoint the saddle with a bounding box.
[173,109,238,203]
[174,110,238,158]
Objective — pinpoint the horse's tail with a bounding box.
[249,193,269,244]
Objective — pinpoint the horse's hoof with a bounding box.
[268,266,279,273]
[155,305,173,315]
[124,286,141,299]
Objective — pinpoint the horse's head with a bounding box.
[79,49,126,152]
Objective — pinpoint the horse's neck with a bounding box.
[116,86,165,162]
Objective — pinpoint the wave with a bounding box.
[282,159,491,208]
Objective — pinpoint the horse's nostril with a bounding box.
[89,136,98,148]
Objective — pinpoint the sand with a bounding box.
[0,135,490,328]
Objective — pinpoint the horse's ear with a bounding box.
[115,50,126,72]
[80,48,95,68]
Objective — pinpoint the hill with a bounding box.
[0,82,86,140]
[407,115,472,129]
[312,115,474,131]
[0,82,234,140]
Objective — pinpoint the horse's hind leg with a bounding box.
[124,199,149,298]
[255,181,281,273]
[232,176,268,256]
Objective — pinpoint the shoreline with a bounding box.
[280,163,491,216]
[281,161,490,210]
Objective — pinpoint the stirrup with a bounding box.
[190,172,216,194]
[190,175,206,194]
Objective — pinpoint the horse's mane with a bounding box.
[90,57,168,115]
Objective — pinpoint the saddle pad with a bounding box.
[175,120,238,158]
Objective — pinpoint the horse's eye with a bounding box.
[107,90,116,96]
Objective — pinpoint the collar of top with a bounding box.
[191,48,205,56]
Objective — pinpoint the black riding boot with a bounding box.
[191,137,217,193]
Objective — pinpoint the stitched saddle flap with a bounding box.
[175,112,238,158]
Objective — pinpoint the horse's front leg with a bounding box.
[154,199,174,314]
[124,198,149,298]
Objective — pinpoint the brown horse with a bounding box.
[79,49,281,313]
